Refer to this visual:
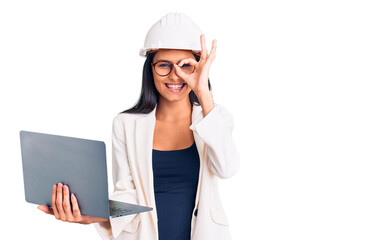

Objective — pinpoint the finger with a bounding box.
[208,39,217,61]
[173,64,189,82]
[51,184,60,219]
[37,205,54,215]
[56,183,66,220]
[177,58,198,67]
[200,34,207,60]
[205,39,217,67]
[62,185,74,221]
[71,193,82,221]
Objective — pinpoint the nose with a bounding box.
[167,65,181,81]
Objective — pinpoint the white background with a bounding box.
[1,0,390,239]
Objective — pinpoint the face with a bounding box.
[152,49,195,103]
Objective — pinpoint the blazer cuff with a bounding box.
[108,193,140,239]
[189,104,234,141]
[93,222,112,240]
[189,104,240,178]
[111,214,140,239]
[93,213,140,239]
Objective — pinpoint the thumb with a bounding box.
[38,205,54,215]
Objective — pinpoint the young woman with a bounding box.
[38,13,240,240]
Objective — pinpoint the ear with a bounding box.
[192,51,201,56]
[148,49,159,54]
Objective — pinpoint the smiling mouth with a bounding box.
[164,83,186,90]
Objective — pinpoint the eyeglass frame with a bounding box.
[151,60,196,77]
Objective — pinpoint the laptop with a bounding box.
[20,130,153,219]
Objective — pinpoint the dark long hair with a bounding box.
[121,52,212,114]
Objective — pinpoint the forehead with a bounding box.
[153,49,195,62]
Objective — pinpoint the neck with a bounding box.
[155,96,193,122]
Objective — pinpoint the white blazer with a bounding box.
[94,103,240,240]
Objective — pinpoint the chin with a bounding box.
[163,95,188,102]
[159,91,191,103]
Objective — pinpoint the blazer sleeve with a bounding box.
[94,115,140,240]
[190,104,240,179]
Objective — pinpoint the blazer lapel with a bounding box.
[134,107,157,225]
[190,105,206,219]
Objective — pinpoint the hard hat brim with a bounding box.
[140,48,201,57]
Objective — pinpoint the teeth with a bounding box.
[166,84,184,89]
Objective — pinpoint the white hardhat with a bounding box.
[139,12,203,56]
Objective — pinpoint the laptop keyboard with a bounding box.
[110,206,133,216]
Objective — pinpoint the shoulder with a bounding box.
[114,112,147,121]
[214,103,234,123]
[112,112,149,128]
[192,102,233,118]
[213,103,231,114]
[203,103,233,118]
[204,103,235,128]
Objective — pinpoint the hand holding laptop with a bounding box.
[20,130,152,222]
[37,183,108,225]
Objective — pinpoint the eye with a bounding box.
[181,64,191,68]
[157,63,170,68]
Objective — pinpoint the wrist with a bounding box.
[193,88,210,95]
[194,88,210,97]
[196,90,214,117]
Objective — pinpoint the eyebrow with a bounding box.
[154,59,182,64]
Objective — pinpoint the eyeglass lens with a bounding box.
[153,61,194,76]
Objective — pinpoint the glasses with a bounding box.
[151,60,195,76]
